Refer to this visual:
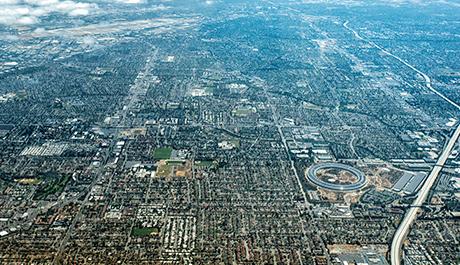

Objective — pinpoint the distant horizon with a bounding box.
[0,1,459,264]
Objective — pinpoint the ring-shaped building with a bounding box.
[306,163,367,192]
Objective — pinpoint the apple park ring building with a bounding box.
[306,163,367,192]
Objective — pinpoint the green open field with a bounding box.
[194,160,216,168]
[232,107,254,117]
[153,147,173,160]
[33,173,70,200]
[131,227,159,237]
[229,139,240,148]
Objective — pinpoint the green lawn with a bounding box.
[131,227,159,237]
[33,173,70,200]
[229,139,240,148]
[204,87,214,94]
[233,108,252,117]
[153,147,173,160]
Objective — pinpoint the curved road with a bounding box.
[344,21,460,265]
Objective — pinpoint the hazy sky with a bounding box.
[0,0,458,27]
[0,0,148,26]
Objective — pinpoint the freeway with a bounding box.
[343,21,460,111]
[343,21,460,265]
[391,124,460,265]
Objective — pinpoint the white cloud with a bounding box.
[115,0,145,4]
[17,15,39,24]
[25,0,59,5]
[0,0,98,26]
[69,8,89,16]
[0,0,19,4]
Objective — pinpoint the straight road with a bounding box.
[391,124,460,265]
